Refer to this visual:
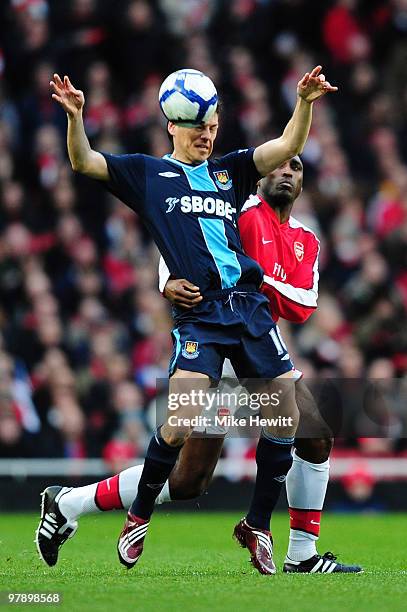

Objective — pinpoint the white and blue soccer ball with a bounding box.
[159,68,218,126]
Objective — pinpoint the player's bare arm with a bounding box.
[50,73,108,180]
[164,278,203,309]
[253,66,337,176]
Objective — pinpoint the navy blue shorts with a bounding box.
[169,286,293,381]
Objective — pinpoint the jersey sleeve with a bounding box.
[100,152,146,214]
[263,240,319,323]
[158,256,171,294]
[217,148,261,212]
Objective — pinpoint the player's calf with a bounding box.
[169,436,224,500]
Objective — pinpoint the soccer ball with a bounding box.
[159,68,218,126]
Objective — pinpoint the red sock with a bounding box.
[95,475,123,511]
[289,508,322,537]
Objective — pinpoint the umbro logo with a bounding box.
[262,237,273,245]
[159,172,180,178]
[146,482,166,490]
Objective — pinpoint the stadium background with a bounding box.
[0,0,406,512]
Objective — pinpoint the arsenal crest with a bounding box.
[294,241,304,262]
[213,170,232,190]
[182,340,200,359]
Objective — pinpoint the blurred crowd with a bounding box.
[0,0,406,464]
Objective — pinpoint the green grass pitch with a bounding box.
[0,512,406,611]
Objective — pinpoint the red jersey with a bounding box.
[238,194,319,323]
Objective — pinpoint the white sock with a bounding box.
[58,464,173,521]
[156,480,172,504]
[59,483,99,521]
[285,450,330,561]
[112,464,172,506]
[116,464,143,507]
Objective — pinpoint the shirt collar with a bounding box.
[163,154,208,171]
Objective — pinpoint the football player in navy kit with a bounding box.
[36,67,337,573]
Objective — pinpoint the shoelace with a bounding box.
[322,551,337,562]
[55,526,74,549]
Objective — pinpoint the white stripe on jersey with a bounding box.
[240,194,262,213]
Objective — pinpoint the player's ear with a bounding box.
[168,121,177,137]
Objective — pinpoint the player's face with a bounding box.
[169,115,219,164]
[260,157,303,206]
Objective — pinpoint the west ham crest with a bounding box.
[182,341,200,359]
[213,170,232,190]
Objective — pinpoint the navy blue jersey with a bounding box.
[101,149,263,294]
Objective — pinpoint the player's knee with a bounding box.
[161,423,191,447]
[274,377,300,435]
[294,437,333,463]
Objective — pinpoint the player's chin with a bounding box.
[194,146,210,160]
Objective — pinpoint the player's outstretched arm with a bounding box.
[50,74,108,180]
[253,66,337,176]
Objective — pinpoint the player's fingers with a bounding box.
[65,75,77,92]
[187,296,203,304]
[181,281,201,293]
[299,72,309,86]
[174,299,196,309]
[51,94,63,104]
[310,65,322,77]
[53,73,64,87]
[176,289,202,302]
[318,74,326,82]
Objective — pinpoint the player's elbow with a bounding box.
[70,157,87,174]
[293,308,315,323]
[70,153,108,180]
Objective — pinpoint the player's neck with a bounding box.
[273,207,292,224]
[170,150,204,166]
[258,193,292,224]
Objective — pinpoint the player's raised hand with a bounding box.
[164,279,203,309]
[50,74,85,117]
[297,66,338,103]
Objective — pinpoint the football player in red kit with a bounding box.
[238,156,319,326]
[37,157,362,574]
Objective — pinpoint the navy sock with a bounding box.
[130,429,182,520]
[246,434,294,531]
